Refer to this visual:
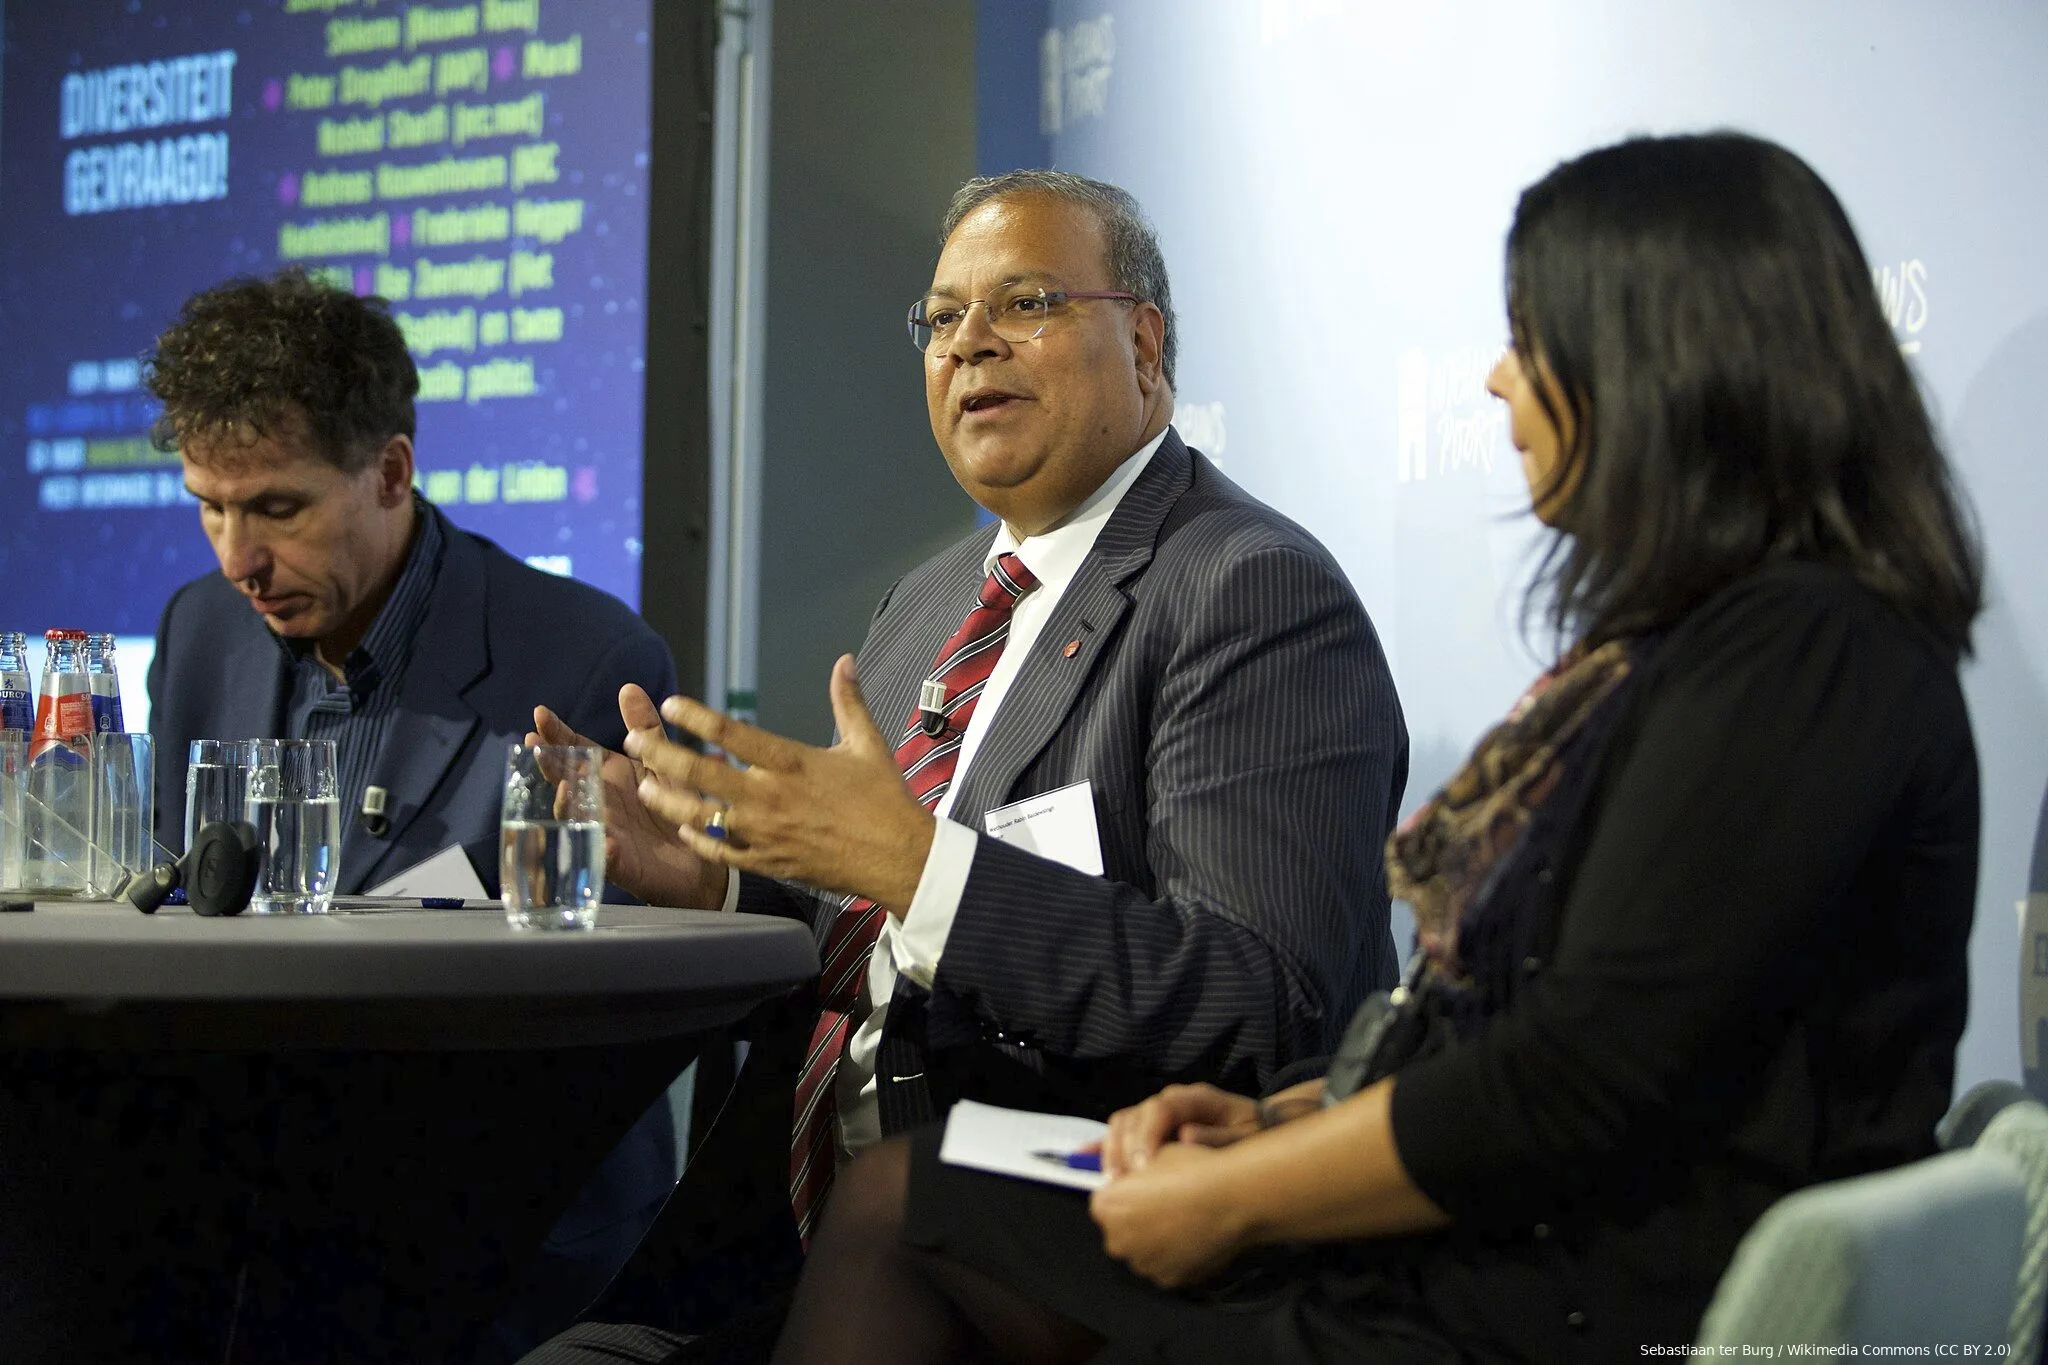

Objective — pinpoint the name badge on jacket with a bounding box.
[982,779,1103,876]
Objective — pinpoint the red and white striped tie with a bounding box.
[789,551,1039,1241]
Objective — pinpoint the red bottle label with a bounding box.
[30,691,91,764]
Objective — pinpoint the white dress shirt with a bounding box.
[833,429,1168,1151]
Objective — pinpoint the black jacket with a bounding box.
[1389,562,1979,1360]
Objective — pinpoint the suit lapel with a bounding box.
[344,526,488,892]
[946,433,1193,824]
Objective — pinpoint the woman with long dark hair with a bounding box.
[763,131,1985,1364]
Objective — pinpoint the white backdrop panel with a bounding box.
[997,0,2048,1090]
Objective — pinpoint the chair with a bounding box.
[1939,1079,2034,1150]
[1695,1146,2025,1351]
[1974,1100,2048,1362]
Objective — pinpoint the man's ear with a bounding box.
[374,433,416,508]
[1131,301,1167,395]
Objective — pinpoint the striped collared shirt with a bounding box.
[278,497,445,872]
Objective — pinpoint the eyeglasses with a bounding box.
[907,284,1142,354]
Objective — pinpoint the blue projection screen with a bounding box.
[0,0,653,673]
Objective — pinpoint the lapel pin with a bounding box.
[1062,639,1080,658]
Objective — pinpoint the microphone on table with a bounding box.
[126,821,261,917]
[360,785,390,837]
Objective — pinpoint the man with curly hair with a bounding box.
[145,266,676,895]
[140,267,686,1353]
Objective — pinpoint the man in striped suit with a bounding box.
[542,171,1408,1243]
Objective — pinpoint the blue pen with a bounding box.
[1030,1148,1102,1173]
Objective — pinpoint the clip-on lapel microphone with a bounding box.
[360,784,390,837]
[915,679,949,737]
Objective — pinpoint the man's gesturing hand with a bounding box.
[529,686,725,909]
[624,655,936,915]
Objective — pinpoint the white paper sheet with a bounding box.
[938,1098,1108,1192]
[981,779,1103,876]
[366,844,489,900]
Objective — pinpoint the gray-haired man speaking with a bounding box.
[540,170,1409,1238]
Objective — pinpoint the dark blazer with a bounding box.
[739,431,1409,1129]
[1386,563,1980,1360]
[147,504,679,896]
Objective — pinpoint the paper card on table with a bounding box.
[367,844,489,900]
[938,1098,1108,1192]
[981,779,1103,876]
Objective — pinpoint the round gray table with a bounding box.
[0,900,819,1049]
[0,900,819,1358]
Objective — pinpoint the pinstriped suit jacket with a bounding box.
[737,431,1407,1129]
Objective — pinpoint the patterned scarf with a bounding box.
[1386,638,1638,983]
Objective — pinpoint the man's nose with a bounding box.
[214,516,271,586]
[944,300,1010,364]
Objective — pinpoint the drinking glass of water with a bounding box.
[243,738,339,915]
[86,733,154,898]
[185,738,251,856]
[500,743,606,930]
[0,732,26,893]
